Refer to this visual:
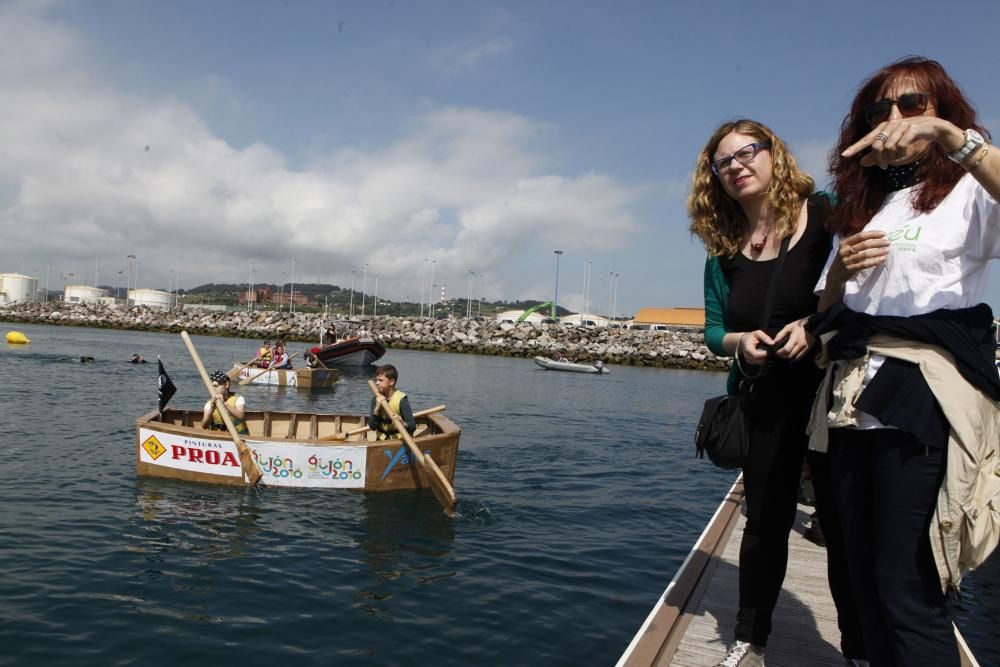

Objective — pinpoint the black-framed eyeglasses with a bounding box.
[710,142,770,176]
[863,92,931,126]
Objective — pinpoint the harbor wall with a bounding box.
[0,301,731,371]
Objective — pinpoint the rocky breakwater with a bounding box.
[0,301,731,371]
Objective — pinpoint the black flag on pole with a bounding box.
[158,358,177,415]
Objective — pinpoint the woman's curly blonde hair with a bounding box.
[688,119,814,258]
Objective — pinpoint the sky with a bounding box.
[2,0,999,316]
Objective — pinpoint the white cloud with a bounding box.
[0,5,641,301]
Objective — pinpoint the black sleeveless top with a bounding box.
[721,194,832,338]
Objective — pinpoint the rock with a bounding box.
[0,302,733,372]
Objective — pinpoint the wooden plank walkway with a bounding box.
[669,499,846,666]
[619,476,980,667]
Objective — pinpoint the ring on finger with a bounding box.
[876,131,890,144]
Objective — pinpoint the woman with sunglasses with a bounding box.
[690,119,864,667]
[814,57,1000,666]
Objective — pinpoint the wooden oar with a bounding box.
[227,350,268,380]
[180,331,264,486]
[239,352,300,385]
[318,404,446,441]
[367,380,456,516]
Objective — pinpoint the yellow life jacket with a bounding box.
[212,394,249,434]
[258,347,272,367]
[376,390,407,440]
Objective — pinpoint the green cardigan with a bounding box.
[703,255,739,392]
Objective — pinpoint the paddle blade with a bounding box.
[425,462,457,517]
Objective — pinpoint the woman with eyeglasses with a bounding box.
[690,119,864,667]
[813,57,1000,666]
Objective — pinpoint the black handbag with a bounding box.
[694,234,791,469]
[695,391,751,469]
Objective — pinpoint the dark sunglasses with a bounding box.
[863,92,931,126]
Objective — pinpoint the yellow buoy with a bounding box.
[6,331,30,344]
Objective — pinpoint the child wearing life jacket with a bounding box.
[269,341,292,369]
[368,364,416,440]
[257,340,272,367]
[200,370,249,434]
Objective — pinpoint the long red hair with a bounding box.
[828,56,989,236]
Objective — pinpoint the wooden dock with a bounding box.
[618,476,980,667]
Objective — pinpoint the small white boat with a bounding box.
[234,364,338,389]
[533,356,610,374]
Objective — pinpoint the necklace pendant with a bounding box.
[750,234,767,253]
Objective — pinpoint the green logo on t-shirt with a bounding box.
[887,224,921,253]
[887,225,921,242]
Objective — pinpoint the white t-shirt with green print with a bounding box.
[816,174,1000,316]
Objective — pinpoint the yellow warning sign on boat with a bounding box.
[142,435,166,460]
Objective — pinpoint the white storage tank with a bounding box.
[0,273,39,303]
[64,285,106,303]
[129,288,173,308]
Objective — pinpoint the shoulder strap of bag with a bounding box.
[757,233,791,330]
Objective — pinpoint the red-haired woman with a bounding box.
[814,57,1000,666]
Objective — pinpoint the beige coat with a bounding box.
[807,334,1000,592]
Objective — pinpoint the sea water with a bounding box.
[0,322,996,666]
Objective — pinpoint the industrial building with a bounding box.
[63,284,106,303]
[128,288,174,308]
[631,307,705,328]
[0,273,39,304]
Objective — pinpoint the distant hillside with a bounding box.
[181,284,575,317]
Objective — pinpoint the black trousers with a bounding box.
[735,363,814,647]
[806,450,867,660]
[829,428,959,667]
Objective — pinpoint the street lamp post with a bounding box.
[290,257,296,314]
[45,264,50,302]
[608,271,614,324]
[63,272,74,301]
[477,273,484,318]
[596,275,603,321]
[466,269,474,319]
[428,260,436,318]
[350,270,356,318]
[248,262,255,313]
[420,259,428,318]
[610,273,618,323]
[553,250,564,320]
[361,263,368,317]
[126,254,136,295]
[117,270,123,300]
[373,274,379,317]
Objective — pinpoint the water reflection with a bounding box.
[130,478,264,562]
[353,491,456,616]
